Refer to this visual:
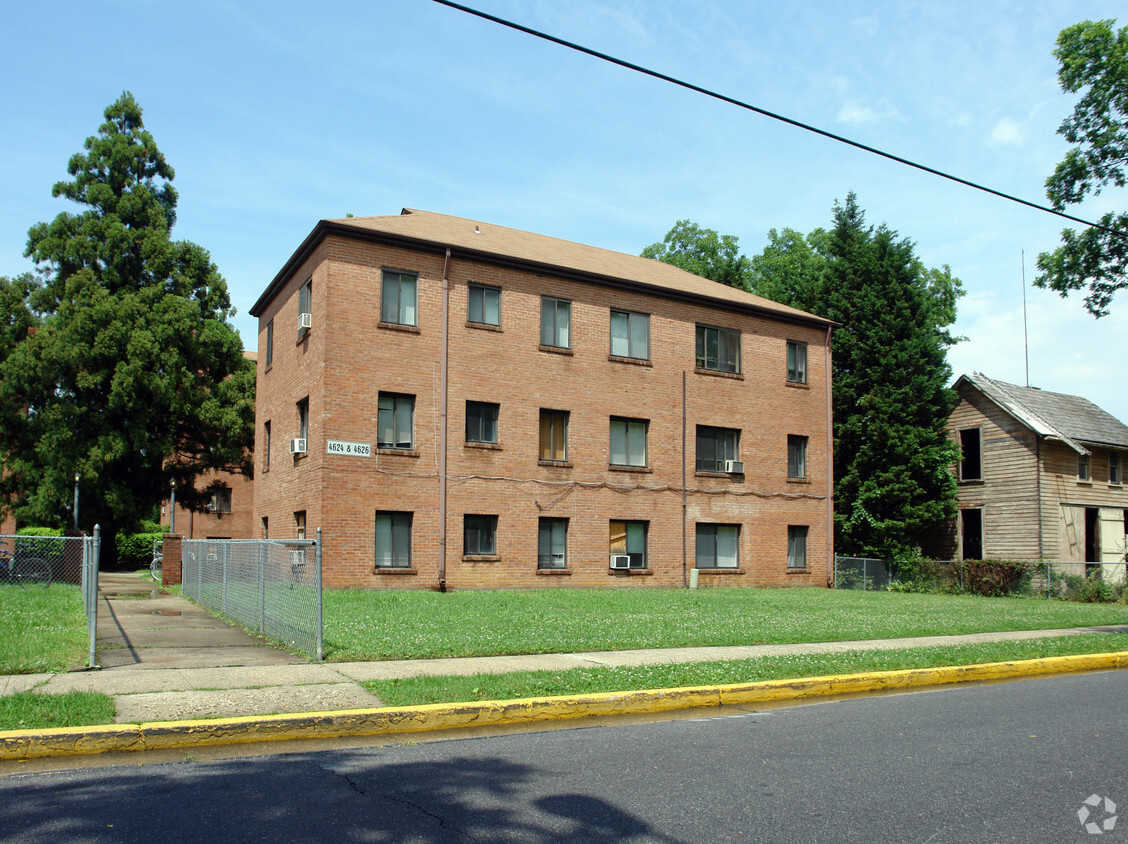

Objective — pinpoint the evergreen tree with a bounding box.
[819,195,960,559]
[0,93,254,546]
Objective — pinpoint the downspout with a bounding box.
[825,325,834,586]
[438,248,451,592]
[682,370,687,588]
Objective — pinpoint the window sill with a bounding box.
[786,567,808,574]
[609,568,653,576]
[1077,480,1093,486]
[694,567,745,575]
[377,448,420,458]
[264,363,273,374]
[539,344,573,356]
[608,354,652,368]
[462,555,500,563]
[787,477,811,484]
[538,459,572,468]
[537,568,571,576]
[958,479,985,485]
[465,441,502,451]
[694,368,743,381]
[1109,484,1123,489]
[467,321,502,332]
[378,321,421,334]
[696,470,735,479]
[374,567,417,575]
[785,380,809,389]
[609,464,652,474]
[296,330,310,346]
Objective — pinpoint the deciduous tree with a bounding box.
[1036,18,1128,317]
[641,220,751,290]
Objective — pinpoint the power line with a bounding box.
[431,0,1120,237]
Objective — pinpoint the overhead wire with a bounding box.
[430,0,1122,238]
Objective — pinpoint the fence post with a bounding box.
[88,525,101,669]
[316,527,323,662]
[222,542,229,617]
[258,542,266,634]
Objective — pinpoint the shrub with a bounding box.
[116,531,164,570]
[957,559,1031,597]
[16,527,64,537]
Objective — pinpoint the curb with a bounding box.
[4,651,1127,761]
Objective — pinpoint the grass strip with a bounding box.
[0,584,88,674]
[364,633,1128,706]
[0,690,116,731]
[324,587,1128,661]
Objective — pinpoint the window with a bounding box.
[468,283,500,326]
[960,509,983,560]
[539,409,568,462]
[610,310,649,360]
[959,428,982,482]
[788,435,808,480]
[696,524,739,569]
[1079,452,1091,482]
[787,525,808,570]
[463,514,497,556]
[375,511,412,568]
[378,393,414,450]
[465,401,499,444]
[786,340,807,384]
[210,487,232,514]
[295,511,306,540]
[1110,451,1121,485]
[696,426,739,473]
[297,398,309,441]
[381,269,418,326]
[540,296,571,349]
[696,325,740,373]
[538,518,568,569]
[610,417,648,467]
[265,320,274,367]
[261,517,268,539]
[263,421,271,472]
[298,279,312,316]
[610,520,648,569]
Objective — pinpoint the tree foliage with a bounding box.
[644,195,963,559]
[641,220,751,290]
[1036,18,1128,317]
[0,92,254,540]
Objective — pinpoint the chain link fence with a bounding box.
[0,530,102,667]
[182,534,322,660]
[833,557,895,591]
[834,554,1128,602]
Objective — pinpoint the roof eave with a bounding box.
[251,220,838,330]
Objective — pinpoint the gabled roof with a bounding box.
[251,208,834,328]
[956,372,1128,453]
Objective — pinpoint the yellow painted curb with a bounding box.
[4,651,1127,761]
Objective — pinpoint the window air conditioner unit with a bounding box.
[290,437,307,454]
[298,312,313,331]
[725,460,745,474]
[206,502,217,512]
[610,555,631,570]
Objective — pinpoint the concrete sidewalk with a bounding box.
[2,571,1126,724]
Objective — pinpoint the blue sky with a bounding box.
[1,1,1125,422]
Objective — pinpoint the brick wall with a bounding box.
[254,233,832,589]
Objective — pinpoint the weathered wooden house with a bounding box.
[943,373,1128,568]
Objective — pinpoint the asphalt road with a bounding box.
[3,671,1127,842]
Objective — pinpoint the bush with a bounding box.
[116,531,163,570]
[957,559,1031,597]
[16,527,64,537]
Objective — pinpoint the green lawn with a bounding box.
[0,690,115,731]
[0,584,88,674]
[322,586,1128,662]
[366,633,1128,705]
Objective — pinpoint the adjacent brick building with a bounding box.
[945,373,1128,566]
[250,209,835,589]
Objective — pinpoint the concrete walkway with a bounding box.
[2,572,1127,725]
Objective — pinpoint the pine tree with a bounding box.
[0,93,254,546]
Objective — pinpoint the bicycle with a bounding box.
[0,540,52,588]
[150,539,163,583]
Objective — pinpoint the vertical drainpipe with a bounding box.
[438,248,451,592]
[825,325,835,586]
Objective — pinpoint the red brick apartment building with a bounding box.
[250,209,835,590]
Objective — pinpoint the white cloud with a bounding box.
[838,101,878,124]
[989,117,1025,145]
